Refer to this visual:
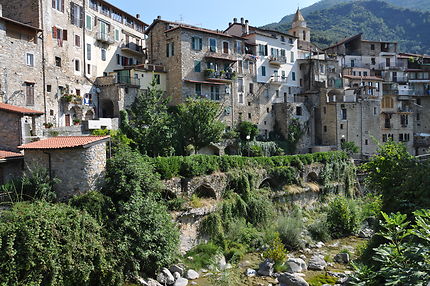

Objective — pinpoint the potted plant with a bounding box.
[204,69,215,78]
[62,94,74,103]
[73,118,81,125]
[43,122,54,129]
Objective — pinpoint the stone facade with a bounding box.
[23,142,107,199]
[0,160,23,185]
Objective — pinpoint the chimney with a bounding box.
[245,20,249,35]
[228,22,231,26]
[157,15,161,20]
[240,17,244,24]
[233,18,237,23]
[136,14,140,19]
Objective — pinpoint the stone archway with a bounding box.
[258,177,272,189]
[84,110,94,120]
[194,184,217,199]
[306,171,319,183]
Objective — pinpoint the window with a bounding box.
[296,106,302,116]
[116,54,121,65]
[87,44,91,60]
[371,58,376,65]
[239,93,244,104]
[195,84,202,96]
[400,114,408,127]
[192,36,203,50]
[386,58,391,67]
[249,83,254,93]
[266,107,270,113]
[351,60,355,67]
[341,108,347,120]
[371,44,375,50]
[238,78,244,92]
[74,34,80,47]
[47,85,52,92]
[194,60,201,72]
[52,26,67,46]
[261,66,266,76]
[248,113,252,119]
[323,106,326,114]
[417,112,420,121]
[166,42,174,57]
[26,53,34,67]
[25,83,34,106]
[258,44,268,56]
[276,90,279,97]
[87,64,91,74]
[55,56,61,67]
[209,38,217,52]
[52,0,64,12]
[101,5,110,16]
[281,36,285,42]
[324,126,327,132]
[210,86,220,100]
[382,134,387,142]
[222,41,229,54]
[292,72,296,81]
[112,10,123,22]
[74,59,80,72]
[365,139,368,145]
[153,74,160,84]
[382,96,394,108]
[290,51,295,63]
[71,3,83,27]
[417,98,421,105]
[373,107,377,115]
[340,124,344,130]
[235,41,242,54]
[86,15,92,30]
[114,29,120,41]
[89,0,97,10]
[101,49,106,61]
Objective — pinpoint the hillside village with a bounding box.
[0,0,429,193]
[0,1,430,286]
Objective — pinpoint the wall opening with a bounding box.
[194,184,217,199]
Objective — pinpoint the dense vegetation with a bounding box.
[264,0,430,54]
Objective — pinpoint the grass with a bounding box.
[308,273,338,286]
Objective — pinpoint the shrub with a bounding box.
[224,241,247,263]
[246,191,274,226]
[308,273,338,286]
[0,202,120,286]
[111,194,179,276]
[263,232,287,265]
[308,218,331,242]
[276,212,305,250]
[326,197,361,238]
[236,121,258,141]
[185,242,222,269]
[270,166,298,185]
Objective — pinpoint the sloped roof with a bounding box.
[293,9,305,23]
[0,150,23,160]
[18,136,110,150]
[0,103,44,115]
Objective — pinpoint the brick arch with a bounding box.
[193,184,217,199]
[306,171,319,183]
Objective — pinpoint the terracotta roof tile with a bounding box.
[0,103,44,115]
[0,150,23,160]
[18,136,110,150]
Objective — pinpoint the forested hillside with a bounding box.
[264,0,430,54]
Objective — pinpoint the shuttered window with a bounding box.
[26,83,35,106]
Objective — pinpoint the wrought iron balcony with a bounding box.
[96,32,115,44]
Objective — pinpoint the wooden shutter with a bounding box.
[264,45,268,56]
[26,84,34,106]
[61,0,64,12]
[71,3,75,25]
[63,30,67,41]
[52,26,57,39]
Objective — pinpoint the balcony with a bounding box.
[270,76,287,86]
[204,51,237,62]
[116,76,140,87]
[121,42,145,56]
[268,56,287,66]
[96,32,115,44]
[204,69,236,83]
[398,107,413,113]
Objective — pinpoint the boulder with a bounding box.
[358,228,374,238]
[278,272,309,286]
[147,278,163,286]
[186,269,199,280]
[245,268,257,277]
[215,254,227,270]
[157,268,175,285]
[173,277,188,286]
[334,253,350,264]
[286,258,307,273]
[257,259,274,277]
[315,241,325,248]
[308,255,327,271]
[173,272,181,280]
[170,264,185,276]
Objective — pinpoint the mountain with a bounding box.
[263,0,430,54]
[267,0,430,27]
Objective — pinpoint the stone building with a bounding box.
[0,102,44,151]
[18,135,110,199]
[0,150,24,185]
[0,0,147,128]
[0,6,45,132]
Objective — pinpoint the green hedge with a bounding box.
[150,151,348,179]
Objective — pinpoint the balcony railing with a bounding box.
[117,76,140,86]
[398,107,412,113]
[96,32,114,44]
[268,56,287,66]
[204,69,236,82]
[121,42,144,55]
[270,76,287,85]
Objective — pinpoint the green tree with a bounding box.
[0,202,120,286]
[236,121,258,141]
[174,98,225,151]
[121,76,174,156]
[341,141,359,156]
[286,118,304,154]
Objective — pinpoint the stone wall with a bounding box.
[0,0,40,28]
[0,159,23,185]
[0,112,22,151]
[24,142,107,199]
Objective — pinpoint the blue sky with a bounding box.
[108,0,320,29]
